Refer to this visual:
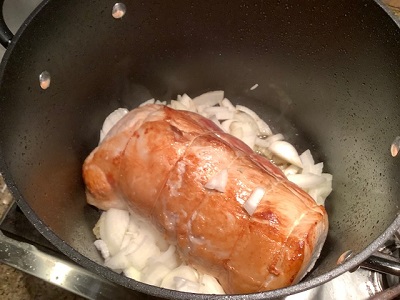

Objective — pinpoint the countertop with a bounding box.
[0,0,400,299]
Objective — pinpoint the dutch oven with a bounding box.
[0,0,400,299]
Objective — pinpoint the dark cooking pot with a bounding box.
[0,0,400,298]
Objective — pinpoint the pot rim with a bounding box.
[0,0,399,298]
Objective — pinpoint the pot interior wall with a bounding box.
[0,0,400,290]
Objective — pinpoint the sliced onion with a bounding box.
[192,91,224,107]
[161,266,199,291]
[141,262,172,286]
[236,105,272,135]
[139,98,155,107]
[104,250,130,271]
[300,149,315,171]
[283,165,301,176]
[230,121,244,139]
[146,245,179,270]
[124,266,141,281]
[269,141,303,168]
[243,187,266,216]
[250,84,259,90]
[100,208,130,256]
[94,240,110,260]
[170,100,189,111]
[309,162,324,176]
[100,108,129,143]
[233,112,259,133]
[220,98,236,111]
[255,133,284,149]
[203,106,234,120]
[221,119,235,133]
[199,274,225,294]
[179,94,196,112]
[287,173,326,189]
[126,236,161,270]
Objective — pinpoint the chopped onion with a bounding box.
[99,108,129,143]
[199,274,226,294]
[100,208,130,256]
[203,106,235,120]
[236,105,272,135]
[124,266,141,281]
[141,262,172,286]
[147,245,179,270]
[255,133,285,148]
[309,162,324,176]
[161,266,199,291]
[269,140,303,168]
[179,94,196,112]
[139,98,155,107]
[171,100,189,111]
[287,173,326,189]
[250,84,259,90]
[243,187,266,216]
[220,98,236,111]
[205,169,228,192]
[300,150,315,171]
[126,238,161,271]
[104,250,130,271]
[94,240,110,260]
[193,91,224,107]
[283,165,301,176]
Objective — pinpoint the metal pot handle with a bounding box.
[0,0,13,48]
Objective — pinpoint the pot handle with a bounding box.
[0,0,13,48]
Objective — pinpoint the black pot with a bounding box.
[0,0,400,299]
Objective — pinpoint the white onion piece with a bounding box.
[255,133,285,149]
[141,262,172,286]
[230,121,244,139]
[199,274,225,294]
[155,100,167,105]
[139,98,155,107]
[124,266,141,281]
[221,119,235,133]
[236,105,272,135]
[161,266,199,291]
[233,112,259,133]
[147,245,179,270]
[309,162,324,176]
[250,84,259,90]
[100,208,130,256]
[170,100,187,111]
[192,91,224,107]
[126,236,161,270]
[203,106,234,120]
[283,165,301,176]
[287,173,326,189]
[243,187,266,216]
[94,240,110,260]
[179,94,196,112]
[205,169,228,192]
[269,140,303,168]
[99,108,129,143]
[104,251,130,271]
[174,277,202,293]
[220,98,236,111]
[300,149,315,172]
